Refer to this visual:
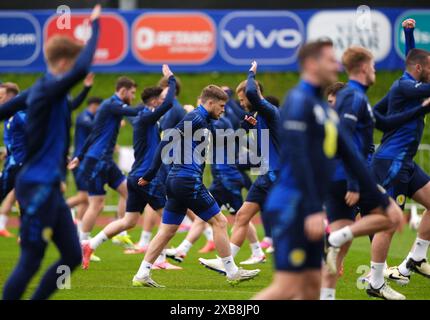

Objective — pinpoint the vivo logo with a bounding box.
[219,11,304,65]
[221,24,301,49]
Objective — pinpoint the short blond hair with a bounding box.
[0,82,19,96]
[200,85,228,104]
[342,46,373,74]
[44,35,83,68]
[235,80,264,96]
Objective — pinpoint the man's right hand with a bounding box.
[138,177,149,186]
[402,18,416,29]
[67,157,80,170]
[244,115,257,126]
[422,97,430,107]
[162,64,173,78]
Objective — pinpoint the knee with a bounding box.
[124,216,138,230]
[211,214,228,230]
[234,209,249,226]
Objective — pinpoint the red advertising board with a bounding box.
[132,12,216,64]
[44,13,127,65]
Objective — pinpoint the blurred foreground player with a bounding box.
[2,4,101,300]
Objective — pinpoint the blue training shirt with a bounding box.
[129,76,176,178]
[78,94,139,162]
[245,71,281,172]
[73,109,96,158]
[265,80,387,217]
[19,18,100,184]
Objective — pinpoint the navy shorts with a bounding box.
[246,171,278,208]
[15,181,79,251]
[0,163,21,201]
[371,158,430,209]
[72,166,88,192]
[209,175,244,214]
[163,176,220,225]
[126,176,166,213]
[325,180,390,223]
[82,157,126,196]
[266,189,323,272]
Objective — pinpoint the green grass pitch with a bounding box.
[0,224,429,300]
[1,71,430,299]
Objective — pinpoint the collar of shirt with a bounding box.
[112,94,123,103]
[197,105,211,120]
[298,79,322,98]
[348,79,368,93]
[403,71,416,82]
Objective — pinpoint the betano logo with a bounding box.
[219,11,304,65]
[132,12,216,64]
[44,13,128,65]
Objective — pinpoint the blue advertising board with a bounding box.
[0,8,426,73]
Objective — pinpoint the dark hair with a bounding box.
[406,48,430,68]
[200,85,229,103]
[298,39,334,68]
[141,86,163,104]
[324,82,346,98]
[87,96,103,106]
[265,95,280,107]
[115,76,137,91]
[158,75,181,96]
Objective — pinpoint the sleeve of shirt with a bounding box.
[44,19,100,100]
[337,92,362,192]
[141,113,195,181]
[337,129,389,209]
[404,27,416,57]
[375,100,430,132]
[109,102,139,117]
[77,132,94,161]
[399,79,430,99]
[76,113,93,132]
[136,76,176,125]
[71,85,92,110]
[245,71,278,121]
[282,93,323,215]
[0,90,28,120]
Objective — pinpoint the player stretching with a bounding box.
[68,76,140,250]
[66,74,100,229]
[254,39,389,300]
[369,20,430,294]
[166,110,247,262]
[128,75,188,253]
[199,61,279,271]
[80,65,181,270]
[132,85,260,287]
[321,47,407,300]
[0,83,20,237]
[2,4,100,300]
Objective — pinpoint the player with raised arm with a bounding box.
[320,46,405,300]
[132,85,260,287]
[68,75,140,252]
[80,65,182,270]
[66,73,101,229]
[199,61,279,271]
[2,4,101,300]
[367,19,430,295]
[0,83,21,237]
[253,39,390,300]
